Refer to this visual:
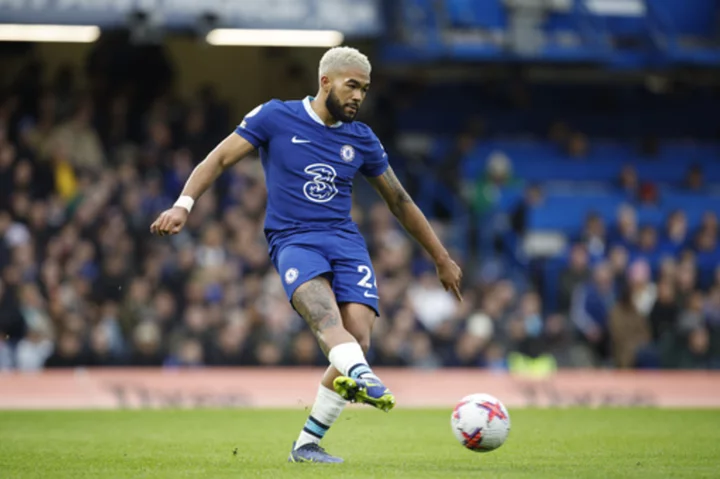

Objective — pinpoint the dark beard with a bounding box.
[325,88,357,123]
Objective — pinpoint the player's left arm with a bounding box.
[367,166,463,301]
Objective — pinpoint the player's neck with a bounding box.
[310,96,339,126]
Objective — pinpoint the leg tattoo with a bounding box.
[292,278,343,355]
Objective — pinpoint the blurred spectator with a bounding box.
[130,322,164,367]
[632,226,660,264]
[656,290,712,369]
[0,336,12,370]
[706,285,720,327]
[617,164,639,199]
[88,325,124,367]
[0,265,27,342]
[254,341,283,366]
[678,291,706,333]
[407,332,442,369]
[627,259,657,317]
[558,244,590,314]
[694,224,719,285]
[543,314,570,364]
[649,280,680,342]
[565,132,589,159]
[608,245,629,292]
[15,321,54,371]
[579,212,607,259]
[611,205,638,249]
[183,106,214,161]
[470,151,517,215]
[16,91,58,159]
[206,316,248,365]
[0,145,16,210]
[676,260,698,307]
[638,182,659,205]
[609,286,652,368]
[166,337,205,368]
[570,262,616,363]
[374,332,408,367]
[42,98,106,171]
[700,211,718,237]
[662,325,712,369]
[662,210,689,256]
[288,330,323,367]
[507,291,545,357]
[44,331,91,368]
[119,277,153,337]
[684,164,704,192]
[439,120,485,204]
[408,271,459,332]
[510,184,543,236]
[707,287,720,366]
[450,332,486,368]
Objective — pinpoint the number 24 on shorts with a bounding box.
[357,265,378,299]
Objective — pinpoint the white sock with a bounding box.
[327,342,377,380]
[295,385,347,449]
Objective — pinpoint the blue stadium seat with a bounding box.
[528,194,624,231]
[445,0,508,29]
[634,162,686,183]
[650,0,718,37]
[544,12,578,35]
[635,205,665,228]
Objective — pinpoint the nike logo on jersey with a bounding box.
[364,291,379,299]
[292,136,311,144]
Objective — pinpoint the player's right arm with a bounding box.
[150,133,256,236]
[151,101,277,236]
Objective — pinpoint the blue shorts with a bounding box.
[270,230,379,316]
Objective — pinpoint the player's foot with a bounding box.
[288,442,344,464]
[333,376,396,412]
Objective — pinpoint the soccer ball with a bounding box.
[451,393,511,452]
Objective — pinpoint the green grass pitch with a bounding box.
[1,408,719,478]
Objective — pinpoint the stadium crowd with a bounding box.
[1,57,719,373]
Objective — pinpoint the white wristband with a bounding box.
[173,195,195,213]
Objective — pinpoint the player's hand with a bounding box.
[150,207,188,236]
[436,256,463,302]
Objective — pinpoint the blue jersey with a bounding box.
[234,96,388,252]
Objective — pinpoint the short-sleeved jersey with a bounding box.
[234,96,388,250]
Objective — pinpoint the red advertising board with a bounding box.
[0,368,718,409]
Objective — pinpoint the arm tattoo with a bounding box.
[381,167,413,215]
[291,278,340,354]
[370,169,447,264]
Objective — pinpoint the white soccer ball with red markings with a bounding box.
[451,393,511,452]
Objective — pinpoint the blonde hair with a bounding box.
[318,46,371,82]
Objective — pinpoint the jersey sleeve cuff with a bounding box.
[361,162,389,178]
[234,126,262,148]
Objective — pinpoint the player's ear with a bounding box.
[320,75,332,92]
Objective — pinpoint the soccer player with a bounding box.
[150,46,462,463]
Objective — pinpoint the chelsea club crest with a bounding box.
[285,268,299,284]
[340,145,355,162]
